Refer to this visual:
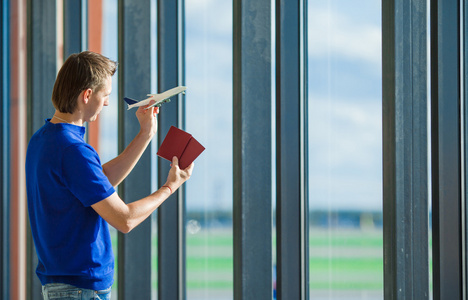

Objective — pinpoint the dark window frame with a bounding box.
[382,0,430,298]
[275,0,309,299]
[1,0,10,299]
[430,0,463,298]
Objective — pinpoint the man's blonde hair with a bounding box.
[51,51,117,113]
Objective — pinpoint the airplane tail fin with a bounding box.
[123,97,138,110]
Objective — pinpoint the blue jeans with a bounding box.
[42,283,111,300]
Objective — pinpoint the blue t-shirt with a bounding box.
[26,119,116,290]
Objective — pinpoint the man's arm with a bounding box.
[102,104,158,187]
[92,189,164,234]
[93,156,193,233]
[102,131,152,187]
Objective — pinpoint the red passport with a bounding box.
[157,126,205,169]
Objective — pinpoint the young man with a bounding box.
[25,51,193,299]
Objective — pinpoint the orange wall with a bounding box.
[88,0,103,153]
[10,0,27,299]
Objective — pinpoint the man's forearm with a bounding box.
[92,156,193,234]
[92,186,172,234]
[102,130,153,186]
[122,187,171,232]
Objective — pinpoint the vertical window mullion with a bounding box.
[430,0,462,299]
[465,0,468,295]
[275,0,308,299]
[1,0,9,298]
[117,1,153,299]
[233,0,272,299]
[157,0,186,299]
[63,0,84,57]
[27,1,57,299]
[382,0,429,298]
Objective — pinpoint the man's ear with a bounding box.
[83,88,93,104]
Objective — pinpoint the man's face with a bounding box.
[86,76,112,122]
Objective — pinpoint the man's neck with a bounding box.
[51,111,84,126]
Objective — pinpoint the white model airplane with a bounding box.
[123,86,187,110]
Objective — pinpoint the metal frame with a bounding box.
[275,0,308,299]
[27,0,57,134]
[1,1,10,299]
[431,0,463,299]
[157,1,186,299]
[117,0,153,299]
[233,0,272,299]
[26,1,57,299]
[63,0,86,57]
[382,0,429,298]
[465,0,468,294]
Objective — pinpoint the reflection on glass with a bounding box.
[185,1,233,299]
[308,1,383,299]
[100,0,119,165]
[429,217,432,295]
[100,0,119,298]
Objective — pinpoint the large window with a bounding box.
[185,1,233,299]
[98,1,119,298]
[4,0,463,299]
[308,1,383,298]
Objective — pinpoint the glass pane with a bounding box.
[307,1,383,299]
[100,0,118,164]
[185,1,233,299]
[99,0,119,298]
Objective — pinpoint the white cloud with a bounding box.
[308,96,383,210]
[186,0,232,37]
[309,97,382,165]
[308,7,382,65]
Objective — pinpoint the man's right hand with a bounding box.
[136,100,159,139]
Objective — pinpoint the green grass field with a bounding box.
[168,228,384,292]
[112,227,433,299]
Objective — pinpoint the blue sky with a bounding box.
[307,0,382,211]
[99,0,383,212]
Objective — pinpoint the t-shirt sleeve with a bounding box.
[61,144,115,207]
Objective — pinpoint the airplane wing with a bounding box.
[124,86,187,110]
[147,86,187,103]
